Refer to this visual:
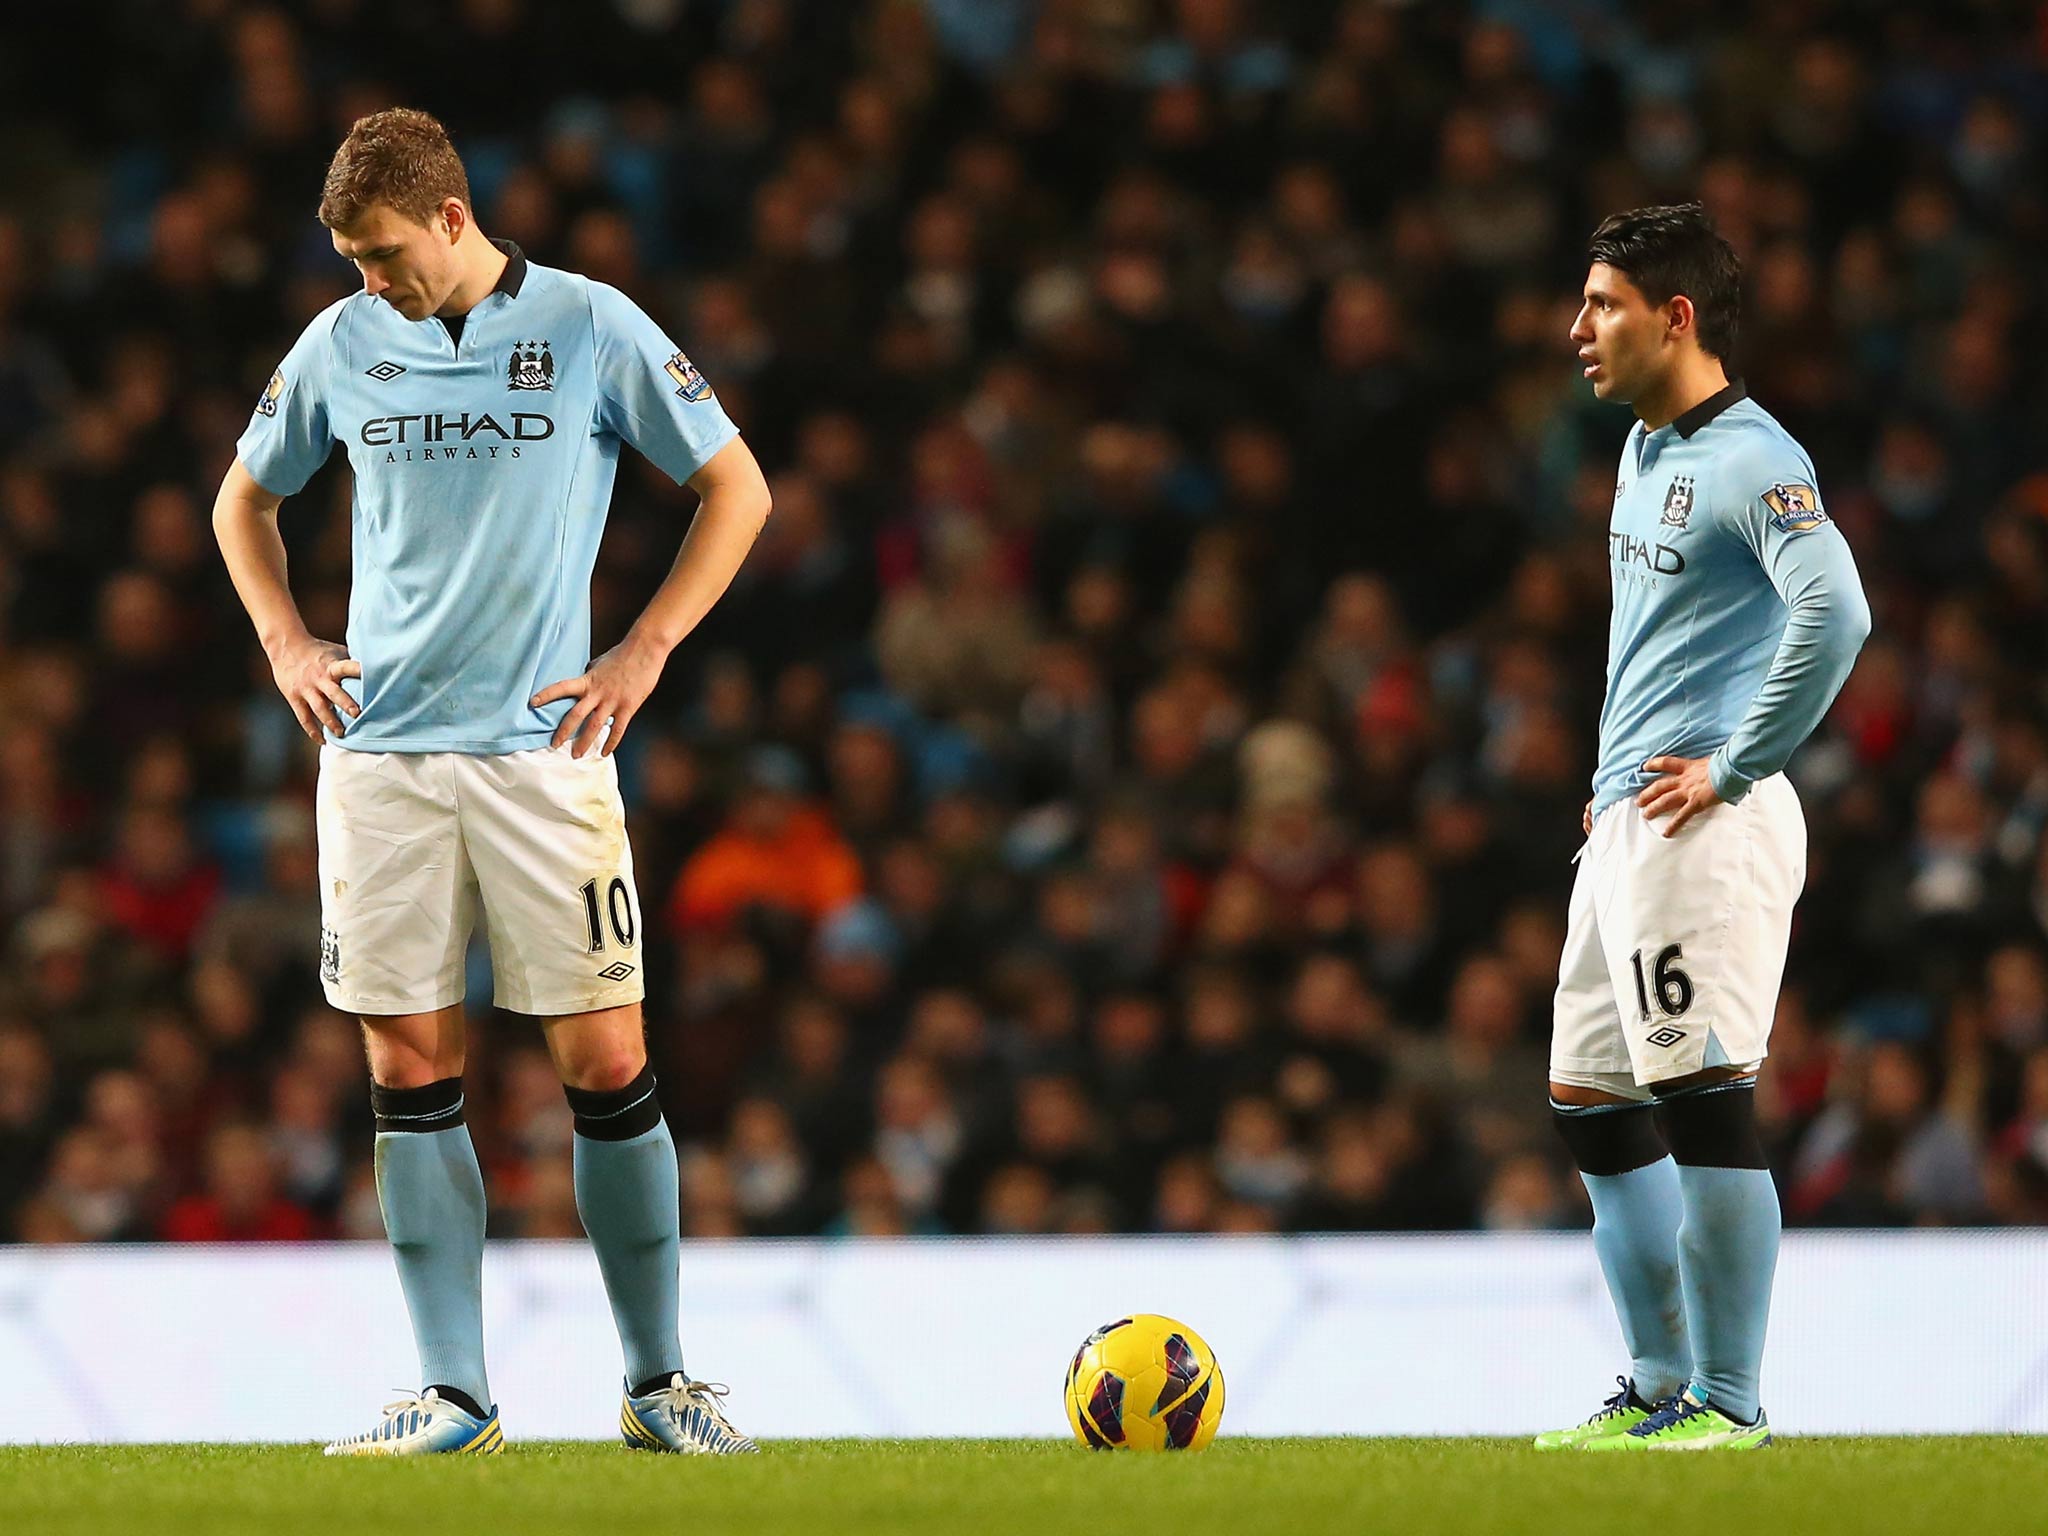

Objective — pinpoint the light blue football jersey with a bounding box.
[237,241,738,753]
[1594,381,1871,813]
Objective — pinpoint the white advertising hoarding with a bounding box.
[1,1232,2043,1442]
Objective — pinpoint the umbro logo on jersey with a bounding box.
[365,360,408,382]
[508,340,554,391]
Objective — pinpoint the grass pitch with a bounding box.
[5,1437,2043,1536]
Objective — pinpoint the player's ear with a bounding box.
[1665,294,1696,345]
[440,198,468,244]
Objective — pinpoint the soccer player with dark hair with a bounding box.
[1538,204,1870,1450]
[213,108,769,1456]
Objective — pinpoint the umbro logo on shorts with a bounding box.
[365,360,408,382]
[1645,1025,1685,1049]
[597,961,637,982]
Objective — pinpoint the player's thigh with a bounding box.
[1596,775,1805,1088]
[316,746,479,1014]
[1550,823,1651,1103]
[456,747,647,1016]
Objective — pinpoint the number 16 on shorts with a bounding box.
[1628,943,1694,1050]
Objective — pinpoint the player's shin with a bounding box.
[567,1066,686,1391]
[1653,1079,1780,1426]
[1552,1098,1690,1403]
[372,1077,493,1414]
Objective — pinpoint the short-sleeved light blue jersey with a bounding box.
[1594,380,1871,813]
[237,241,739,753]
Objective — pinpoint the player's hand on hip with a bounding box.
[1637,754,1722,838]
[1582,798,1594,836]
[271,636,361,740]
[531,634,664,758]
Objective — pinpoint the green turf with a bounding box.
[5,1438,2045,1536]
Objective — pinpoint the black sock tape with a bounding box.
[565,1064,662,1141]
[1650,1079,1769,1169]
[1550,1098,1667,1176]
[372,1076,466,1135]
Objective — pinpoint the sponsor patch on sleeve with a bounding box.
[1762,481,1827,533]
[663,350,713,402]
[256,369,285,418]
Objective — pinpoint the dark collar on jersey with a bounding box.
[490,238,527,298]
[437,241,526,345]
[1671,378,1747,438]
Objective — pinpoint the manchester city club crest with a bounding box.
[1661,474,1694,529]
[507,339,554,391]
[664,349,713,402]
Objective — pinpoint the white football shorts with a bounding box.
[1550,772,1806,1097]
[315,744,647,1017]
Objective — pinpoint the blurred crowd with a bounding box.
[4,0,2048,1247]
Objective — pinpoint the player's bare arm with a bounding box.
[531,434,772,758]
[211,455,362,741]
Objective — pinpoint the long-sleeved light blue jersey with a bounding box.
[236,240,739,753]
[1594,380,1871,813]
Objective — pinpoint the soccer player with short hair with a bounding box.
[213,108,770,1456]
[1537,204,1870,1451]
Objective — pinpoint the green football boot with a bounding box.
[1581,1389,1773,1451]
[1532,1377,1659,1450]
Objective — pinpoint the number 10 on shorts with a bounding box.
[579,876,637,953]
[1628,942,1693,1022]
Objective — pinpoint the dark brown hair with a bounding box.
[318,108,470,230]
[1587,202,1743,364]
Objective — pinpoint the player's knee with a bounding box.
[1650,1078,1768,1169]
[545,1003,647,1094]
[365,1047,463,1090]
[559,1047,647,1094]
[1551,1096,1666,1176]
[367,1054,461,1091]
[361,1011,464,1087]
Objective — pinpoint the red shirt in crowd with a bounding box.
[159,1196,319,1243]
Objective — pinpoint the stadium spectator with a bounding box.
[158,1122,319,1243]
[668,746,865,935]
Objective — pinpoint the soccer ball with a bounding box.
[1063,1313,1225,1451]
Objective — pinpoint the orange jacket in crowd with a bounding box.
[667,805,865,934]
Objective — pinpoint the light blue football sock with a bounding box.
[374,1114,491,1411]
[573,1114,685,1389]
[1674,1164,1780,1424]
[1581,1157,1690,1403]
